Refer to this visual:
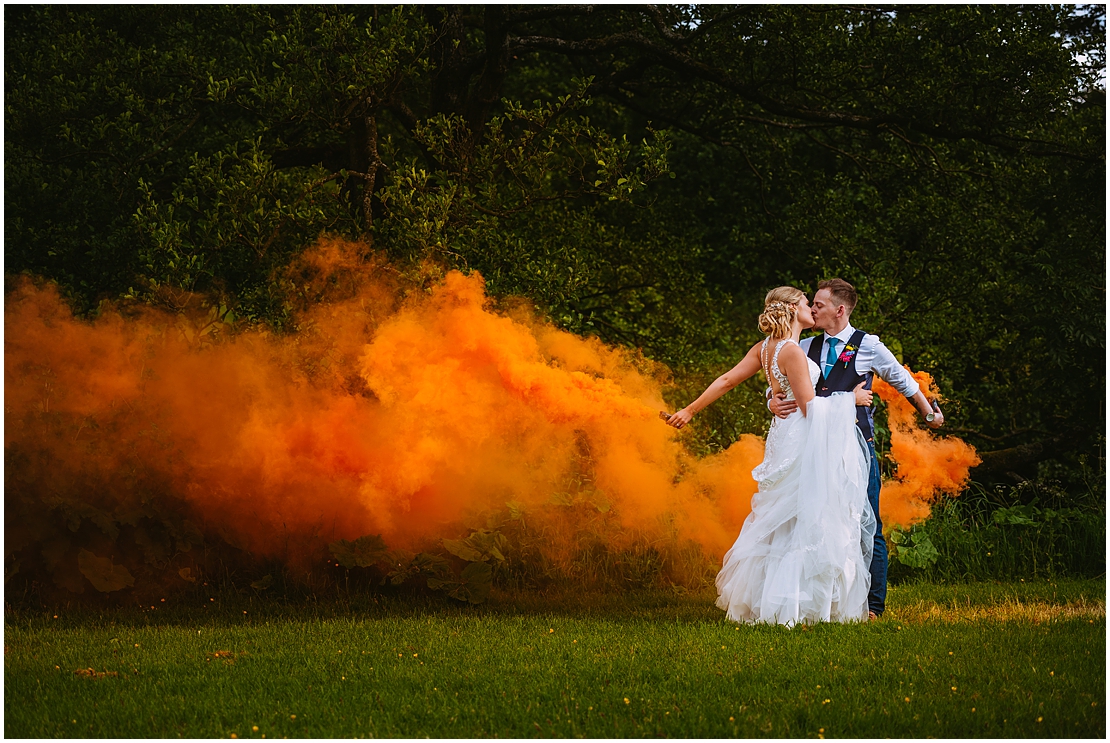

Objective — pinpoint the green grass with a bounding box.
[5,579,1104,738]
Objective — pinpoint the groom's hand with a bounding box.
[769,393,797,419]
[911,391,945,429]
[853,381,874,407]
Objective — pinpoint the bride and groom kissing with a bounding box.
[666,278,944,625]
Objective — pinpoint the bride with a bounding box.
[666,287,876,625]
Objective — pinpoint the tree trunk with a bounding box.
[969,436,1067,483]
[362,106,382,235]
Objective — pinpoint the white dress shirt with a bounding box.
[765,324,920,403]
[799,323,920,398]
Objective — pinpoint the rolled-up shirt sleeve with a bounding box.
[868,336,920,398]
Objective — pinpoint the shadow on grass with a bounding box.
[7,577,1104,633]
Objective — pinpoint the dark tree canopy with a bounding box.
[5,4,1105,484]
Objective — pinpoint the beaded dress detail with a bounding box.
[769,337,818,403]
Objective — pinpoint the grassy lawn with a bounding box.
[5,578,1104,738]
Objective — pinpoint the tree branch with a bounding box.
[505,5,597,26]
[134,111,203,166]
[512,29,1101,161]
[271,144,346,171]
[643,5,688,44]
[969,434,1069,480]
[944,426,1047,443]
[362,104,382,234]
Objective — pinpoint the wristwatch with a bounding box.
[925,412,936,422]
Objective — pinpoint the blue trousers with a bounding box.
[866,441,887,615]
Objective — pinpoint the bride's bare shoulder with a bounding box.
[743,339,768,357]
[776,340,808,364]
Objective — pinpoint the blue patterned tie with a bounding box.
[824,338,839,378]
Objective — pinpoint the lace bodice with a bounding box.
[755,338,825,484]
[763,338,821,401]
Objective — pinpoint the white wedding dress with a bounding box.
[716,339,876,625]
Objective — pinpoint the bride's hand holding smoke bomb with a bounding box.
[661,409,693,429]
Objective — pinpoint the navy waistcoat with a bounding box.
[807,329,874,441]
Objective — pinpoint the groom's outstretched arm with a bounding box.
[870,337,944,429]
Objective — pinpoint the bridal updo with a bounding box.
[758,286,806,338]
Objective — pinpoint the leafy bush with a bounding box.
[888,475,1105,583]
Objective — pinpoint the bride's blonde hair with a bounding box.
[758,286,806,338]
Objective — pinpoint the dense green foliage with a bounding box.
[4,580,1104,738]
[888,474,1106,583]
[5,6,1105,602]
[7,5,1103,470]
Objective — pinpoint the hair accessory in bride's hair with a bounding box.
[759,287,803,336]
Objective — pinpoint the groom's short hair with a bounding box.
[817,278,858,314]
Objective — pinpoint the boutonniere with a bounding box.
[838,344,858,366]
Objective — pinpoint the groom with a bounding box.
[769,278,944,619]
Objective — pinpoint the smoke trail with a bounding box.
[4,238,979,598]
[873,371,981,528]
[4,238,763,596]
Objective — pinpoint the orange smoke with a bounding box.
[4,238,763,595]
[873,370,981,528]
[5,238,980,598]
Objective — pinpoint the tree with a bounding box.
[6,4,1104,479]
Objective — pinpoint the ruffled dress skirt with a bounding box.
[716,392,876,625]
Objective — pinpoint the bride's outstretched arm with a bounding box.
[666,342,764,429]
